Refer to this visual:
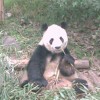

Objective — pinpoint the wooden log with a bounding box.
[0,0,4,21]
[74,59,90,69]
[10,59,90,70]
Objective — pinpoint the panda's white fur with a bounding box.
[39,24,68,53]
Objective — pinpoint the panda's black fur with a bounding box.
[21,22,88,94]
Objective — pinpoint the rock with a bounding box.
[5,13,12,18]
[2,36,20,48]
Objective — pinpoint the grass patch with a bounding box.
[4,0,15,10]
[4,0,100,26]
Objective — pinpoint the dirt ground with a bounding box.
[8,57,100,92]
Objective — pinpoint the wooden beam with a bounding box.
[0,0,4,21]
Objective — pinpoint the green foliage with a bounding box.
[4,0,14,11]
[5,0,100,25]
[52,0,100,25]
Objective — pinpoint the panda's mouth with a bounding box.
[52,45,66,53]
[53,48,62,53]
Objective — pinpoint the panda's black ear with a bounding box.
[60,22,67,29]
[41,23,48,31]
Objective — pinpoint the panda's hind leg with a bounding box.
[72,78,88,94]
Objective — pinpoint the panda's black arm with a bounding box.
[26,45,49,87]
[64,48,75,65]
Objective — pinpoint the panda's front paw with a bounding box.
[34,78,48,87]
[64,54,75,65]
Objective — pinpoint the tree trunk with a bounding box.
[0,0,4,21]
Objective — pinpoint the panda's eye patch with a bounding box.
[60,37,64,43]
[49,38,54,44]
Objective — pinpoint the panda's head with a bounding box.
[39,22,68,53]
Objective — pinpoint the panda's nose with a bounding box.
[55,46,60,49]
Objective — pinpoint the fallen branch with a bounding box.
[8,58,90,70]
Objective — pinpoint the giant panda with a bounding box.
[20,22,88,93]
